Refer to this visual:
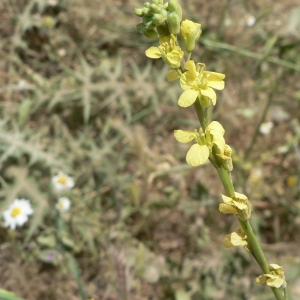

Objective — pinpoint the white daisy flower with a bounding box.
[52,172,74,192]
[55,197,71,212]
[2,199,33,230]
[259,122,274,135]
[246,15,256,27]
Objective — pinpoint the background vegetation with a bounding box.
[0,0,300,299]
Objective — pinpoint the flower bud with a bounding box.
[167,12,180,34]
[167,0,182,21]
[180,19,202,52]
[134,8,144,17]
[157,25,168,37]
[143,8,151,16]
[150,4,160,13]
[143,29,159,39]
[152,13,166,26]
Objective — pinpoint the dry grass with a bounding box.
[0,0,300,299]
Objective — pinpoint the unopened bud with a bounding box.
[180,19,201,52]
[143,8,151,16]
[143,29,159,39]
[150,4,160,14]
[167,12,180,35]
[152,13,166,26]
[134,8,144,17]
[157,25,168,37]
[145,20,156,30]
[167,0,182,21]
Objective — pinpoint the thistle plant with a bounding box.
[134,1,288,299]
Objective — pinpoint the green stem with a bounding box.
[193,103,285,300]
[217,166,284,300]
[215,166,235,198]
[187,51,192,61]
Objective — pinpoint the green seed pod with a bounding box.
[134,8,144,17]
[152,13,166,26]
[167,12,180,35]
[144,2,151,8]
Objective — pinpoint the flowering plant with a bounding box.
[134,1,287,299]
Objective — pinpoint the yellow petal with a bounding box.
[178,89,199,107]
[233,201,248,210]
[186,144,209,166]
[221,194,233,204]
[213,136,225,154]
[234,192,248,201]
[201,87,216,105]
[207,121,225,137]
[184,60,196,72]
[266,277,284,288]
[269,264,282,270]
[209,80,225,90]
[174,130,197,143]
[159,35,172,46]
[167,70,180,82]
[165,48,183,68]
[223,232,247,248]
[256,275,267,285]
[203,71,225,81]
[145,47,162,59]
[219,203,238,215]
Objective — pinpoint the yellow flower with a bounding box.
[216,144,233,171]
[219,192,251,221]
[145,34,184,69]
[223,228,248,249]
[174,129,209,166]
[174,121,225,167]
[178,60,225,108]
[180,20,202,52]
[256,264,287,289]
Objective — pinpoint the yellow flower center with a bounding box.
[11,207,21,217]
[57,175,67,185]
[58,201,64,209]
